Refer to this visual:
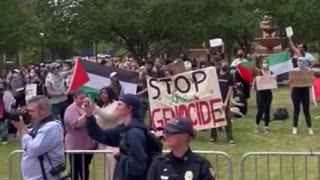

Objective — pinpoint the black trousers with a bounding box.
[69,153,93,180]
[256,90,273,126]
[211,105,233,141]
[291,87,312,128]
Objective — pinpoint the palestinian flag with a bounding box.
[237,61,254,83]
[68,59,139,99]
[266,51,292,76]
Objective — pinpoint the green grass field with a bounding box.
[1,87,320,180]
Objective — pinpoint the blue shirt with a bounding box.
[21,120,64,180]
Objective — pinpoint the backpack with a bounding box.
[143,128,163,168]
[273,108,289,121]
[122,127,163,169]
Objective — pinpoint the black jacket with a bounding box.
[86,115,148,180]
[147,148,215,180]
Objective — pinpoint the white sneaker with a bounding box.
[254,125,259,133]
[264,127,270,134]
[292,127,298,135]
[308,128,314,135]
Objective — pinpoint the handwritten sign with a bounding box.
[289,70,314,87]
[256,75,277,90]
[25,84,37,101]
[147,67,226,131]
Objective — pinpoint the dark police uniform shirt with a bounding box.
[147,148,215,180]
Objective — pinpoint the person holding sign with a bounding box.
[252,56,275,133]
[210,61,235,144]
[288,37,314,135]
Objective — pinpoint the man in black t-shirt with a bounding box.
[210,61,235,144]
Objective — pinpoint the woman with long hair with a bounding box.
[252,56,273,133]
[94,86,120,179]
[288,37,314,135]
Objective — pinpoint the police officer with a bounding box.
[147,117,216,180]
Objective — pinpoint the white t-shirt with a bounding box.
[45,72,68,104]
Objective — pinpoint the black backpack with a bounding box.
[122,127,163,169]
[273,108,289,121]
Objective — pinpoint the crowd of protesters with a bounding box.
[0,36,318,180]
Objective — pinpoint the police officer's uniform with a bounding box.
[147,148,215,180]
[146,117,215,180]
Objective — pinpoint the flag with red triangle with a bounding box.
[67,59,89,94]
[236,61,254,83]
[67,59,139,99]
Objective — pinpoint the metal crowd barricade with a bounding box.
[8,150,233,180]
[194,150,233,180]
[8,150,114,180]
[240,152,320,180]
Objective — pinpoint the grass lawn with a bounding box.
[1,87,320,180]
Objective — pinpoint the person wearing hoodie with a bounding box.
[84,94,148,180]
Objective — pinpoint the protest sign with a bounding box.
[209,38,224,53]
[166,62,186,75]
[25,84,37,101]
[147,67,226,131]
[256,75,277,90]
[286,26,294,38]
[289,70,314,87]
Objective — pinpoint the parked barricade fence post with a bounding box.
[240,151,320,180]
[8,150,233,180]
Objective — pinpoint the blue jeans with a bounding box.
[52,100,68,125]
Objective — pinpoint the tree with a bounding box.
[35,0,81,60]
[76,0,216,62]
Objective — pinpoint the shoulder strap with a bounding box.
[38,156,48,180]
[31,117,61,180]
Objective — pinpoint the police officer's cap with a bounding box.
[164,117,195,137]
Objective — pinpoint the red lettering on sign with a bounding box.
[209,98,225,125]
[150,98,226,129]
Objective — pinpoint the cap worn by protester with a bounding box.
[110,71,118,78]
[119,94,141,119]
[164,117,195,137]
[49,62,61,69]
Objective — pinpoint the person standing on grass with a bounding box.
[288,37,314,135]
[252,56,274,134]
[1,82,16,144]
[147,117,216,180]
[64,90,95,180]
[210,61,235,144]
[95,86,120,180]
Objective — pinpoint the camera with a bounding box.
[50,163,71,180]
[10,107,31,124]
